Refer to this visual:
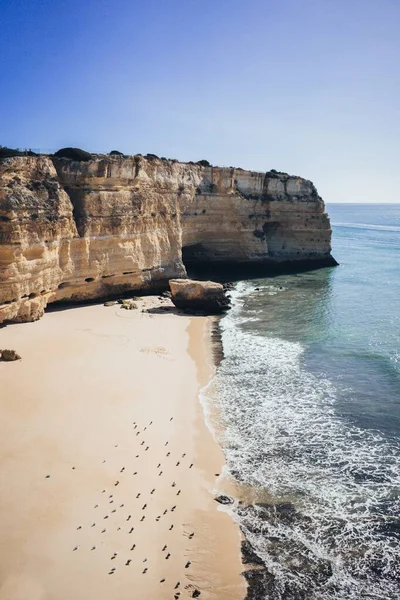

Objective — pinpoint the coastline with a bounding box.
[0,296,245,600]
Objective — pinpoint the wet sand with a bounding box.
[0,297,246,600]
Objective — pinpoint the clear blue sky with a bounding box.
[1,0,399,202]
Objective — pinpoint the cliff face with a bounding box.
[180,167,332,266]
[0,155,336,323]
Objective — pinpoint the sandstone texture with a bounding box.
[169,279,230,313]
[0,155,336,323]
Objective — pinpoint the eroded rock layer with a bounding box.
[0,155,336,323]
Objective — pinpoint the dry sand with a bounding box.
[0,297,246,600]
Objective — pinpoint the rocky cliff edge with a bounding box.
[0,154,336,323]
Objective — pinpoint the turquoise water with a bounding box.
[207,204,400,599]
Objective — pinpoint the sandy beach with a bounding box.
[0,297,246,600]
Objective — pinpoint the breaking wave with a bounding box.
[205,282,400,599]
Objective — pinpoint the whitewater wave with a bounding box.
[205,282,400,599]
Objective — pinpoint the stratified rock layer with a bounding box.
[0,155,336,323]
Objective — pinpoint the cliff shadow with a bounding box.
[181,245,338,285]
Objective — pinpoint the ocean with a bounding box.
[205,204,400,599]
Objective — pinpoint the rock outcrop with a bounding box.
[169,279,230,313]
[0,349,21,361]
[0,154,336,324]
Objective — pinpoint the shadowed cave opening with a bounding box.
[181,243,338,283]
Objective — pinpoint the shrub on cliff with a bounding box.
[53,147,93,162]
[196,159,211,167]
[266,169,289,178]
[0,146,37,159]
[109,150,125,157]
[145,153,159,161]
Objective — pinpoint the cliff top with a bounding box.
[1,145,294,179]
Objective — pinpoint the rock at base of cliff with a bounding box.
[120,300,138,310]
[169,279,230,314]
[0,349,21,361]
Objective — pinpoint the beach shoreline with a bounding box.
[0,296,245,600]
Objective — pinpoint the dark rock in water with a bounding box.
[192,590,201,598]
[241,540,264,566]
[244,566,313,600]
[223,282,234,291]
[267,535,281,543]
[240,501,335,599]
[0,349,21,361]
[253,501,299,525]
[215,495,234,505]
[244,568,283,600]
[169,279,230,314]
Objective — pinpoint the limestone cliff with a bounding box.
[0,154,336,323]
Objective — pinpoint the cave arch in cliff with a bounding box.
[182,243,210,267]
[181,242,237,281]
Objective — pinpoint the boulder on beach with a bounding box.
[120,299,137,310]
[215,494,234,505]
[0,349,21,361]
[169,279,230,314]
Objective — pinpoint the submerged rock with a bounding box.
[0,349,21,361]
[104,301,116,307]
[169,279,230,314]
[241,540,265,566]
